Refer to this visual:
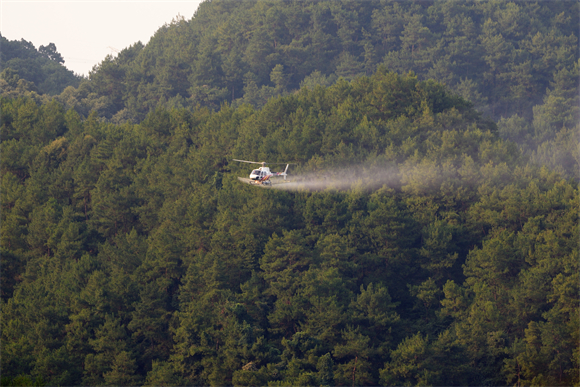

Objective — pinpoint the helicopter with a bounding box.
[233,159,291,186]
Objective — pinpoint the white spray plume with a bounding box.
[271,160,480,193]
[272,163,402,191]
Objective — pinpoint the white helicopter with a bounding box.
[233,159,291,186]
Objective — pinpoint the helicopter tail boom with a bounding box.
[272,164,290,179]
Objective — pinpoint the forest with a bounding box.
[1,0,578,386]
[0,35,80,96]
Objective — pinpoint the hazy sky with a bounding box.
[1,0,204,76]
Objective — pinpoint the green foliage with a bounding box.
[0,35,80,96]
[23,0,573,127]
[0,4,578,384]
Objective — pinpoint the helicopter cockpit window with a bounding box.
[252,170,260,175]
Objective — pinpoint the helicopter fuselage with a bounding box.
[250,167,272,180]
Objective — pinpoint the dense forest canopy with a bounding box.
[3,0,578,123]
[0,34,81,96]
[1,0,578,386]
[2,0,578,179]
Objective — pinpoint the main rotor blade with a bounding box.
[233,159,295,165]
[233,159,264,165]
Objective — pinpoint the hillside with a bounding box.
[1,0,579,386]
[54,0,579,122]
[4,1,577,125]
[0,34,81,96]
[1,66,578,386]
[3,0,577,179]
